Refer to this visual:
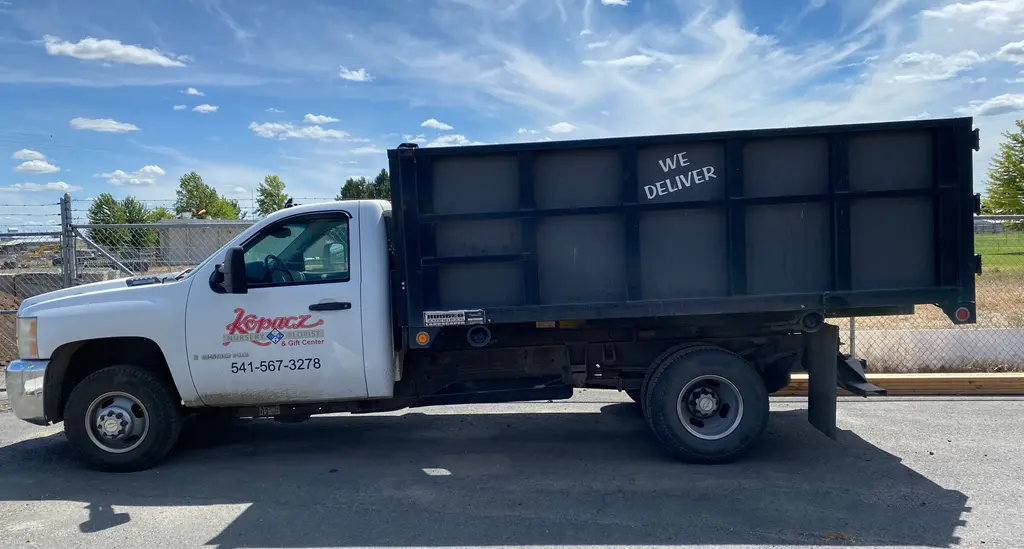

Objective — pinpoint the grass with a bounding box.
[974,232,1024,273]
[856,232,1024,331]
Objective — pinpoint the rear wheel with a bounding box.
[642,346,769,464]
[761,365,792,394]
[63,364,184,472]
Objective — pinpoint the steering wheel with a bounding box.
[264,254,294,283]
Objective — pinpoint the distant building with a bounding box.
[974,218,1007,234]
[151,220,253,265]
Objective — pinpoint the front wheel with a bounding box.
[63,365,184,472]
[643,346,769,464]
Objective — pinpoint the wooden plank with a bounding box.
[777,372,1024,396]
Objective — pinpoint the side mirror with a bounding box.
[216,246,248,294]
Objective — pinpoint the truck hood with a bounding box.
[18,274,176,312]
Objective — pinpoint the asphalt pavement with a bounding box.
[0,390,1021,549]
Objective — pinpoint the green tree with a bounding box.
[256,174,289,216]
[147,207,175,222]
[86,193,161,251]
[86,193,126,250]
[982,120,1024,230]
[336,168,390,200]
[337,176,369,200]
[207,196,243,219]
[369,168,390,199]
[173,171,240,219]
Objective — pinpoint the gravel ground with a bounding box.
[0,391,1022,549]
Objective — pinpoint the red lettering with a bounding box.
[224,308,324,343]
[296,314,324,329]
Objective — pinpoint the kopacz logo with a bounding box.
[223,308,325,347]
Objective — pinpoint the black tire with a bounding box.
[641,342,708,429]
[63,365,184,472]
[761,366,792,394]
[642,346,769,464]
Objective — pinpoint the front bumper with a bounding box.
[5,359,50,425]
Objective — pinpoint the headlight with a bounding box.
[16,317,38,359]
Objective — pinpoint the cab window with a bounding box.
[241,215,350,287]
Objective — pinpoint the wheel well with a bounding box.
[45,337,177,423]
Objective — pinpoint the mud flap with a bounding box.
[803,324,839,439]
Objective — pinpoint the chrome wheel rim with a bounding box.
[675,375,744,441]
[85,391,150,454]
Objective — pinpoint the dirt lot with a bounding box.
[0,292,19,365]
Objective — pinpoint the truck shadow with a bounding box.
[0,406,967,548]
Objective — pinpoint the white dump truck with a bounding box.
[7,118,980,471]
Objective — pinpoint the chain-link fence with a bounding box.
[1,197,1022,373]
[0,231,64,364]
[852,217,1024,373]
[72,219,255,277]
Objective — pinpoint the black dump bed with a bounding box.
[388,118,981,331]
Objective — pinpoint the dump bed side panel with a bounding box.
[389,118,978,330]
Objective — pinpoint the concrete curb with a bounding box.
[778,372,1024,396]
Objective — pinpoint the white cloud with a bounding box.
[889,51,986,83]
[69,117,139,132]
[517,128,538,134]
[546,122,577,133]
[97,165,166,186]
[586,41,610,49]
[601,0,630,5]
[350,146,385,154]
[955,93,1024,116]
[304,113,339,124]
[421,118,454,130]
[922,1,1024,31]
[12,149,45,161]
[183,87,205,96]
[192,104,219,113]
[14,160,59,173]
[231,186,248,194]
[339,66,373,81]
[582,54,658,68]
[42,35,187,67]
[403,134,428,143]
[996,40,1024,64]
[0,181,80,193]
[580,29,593,36]
[173,105,187,111]
[248,121,349,141]
[266,107,284,113]
[426,134,484,147]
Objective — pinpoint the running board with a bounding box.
[837,354,888,397]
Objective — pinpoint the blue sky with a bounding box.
[1,0,1023,229]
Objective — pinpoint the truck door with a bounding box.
[184,209,367,406]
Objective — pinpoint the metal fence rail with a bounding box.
[1,194,1022,372]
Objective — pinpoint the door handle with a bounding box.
[309,301,352,311]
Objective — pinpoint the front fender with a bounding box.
[25,283,199,406]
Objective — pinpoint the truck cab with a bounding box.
[8,200,400,470]
[182,199,397,406]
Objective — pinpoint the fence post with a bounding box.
[849,317,856,358]
[59,192,77,288]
